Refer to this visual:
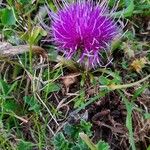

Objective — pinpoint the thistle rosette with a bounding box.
[49,0,122,68]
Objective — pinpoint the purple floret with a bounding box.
[50,1,121,68]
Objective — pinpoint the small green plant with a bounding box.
[79,133,110,150]
[53,120,110,150]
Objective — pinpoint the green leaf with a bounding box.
[132,85,147,100]
[53,133,70,150]
[147,145,150,150]
[74,91,85,108]
[1,8,16,25]
[3,99,19,113]
[0,80,9,95]
[0,80,17,96]
[80,120,92,136]
[47,47,58,61]
[63,123,82,140]
[96,140,110,150]
[44,83,61,94]
[23,96,40,113]
[111,0,134,17]
[118,90,136,150]
[71,140,89,150]
[18,0,32,5]
[144,113,150,119]
[99,76,110,85]
[30,26,47,44]
[64,123,77,137]
[99,70,121,86]
[64,120,92,140]
[111,38,122,51]
[79,133,97,150]
[6,81,18,95]
[17,140,34,150]
[71,145,83,150]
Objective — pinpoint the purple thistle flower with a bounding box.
[49,0,122,68]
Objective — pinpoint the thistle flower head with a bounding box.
[49,0,122,68]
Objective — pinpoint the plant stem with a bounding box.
[27,13,33,73]
[118,90,136,150]
[109,74,150,90]
[79,133,97,150]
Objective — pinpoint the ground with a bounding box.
[0,0,150,150]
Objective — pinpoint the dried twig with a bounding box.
[0,42,47,58]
